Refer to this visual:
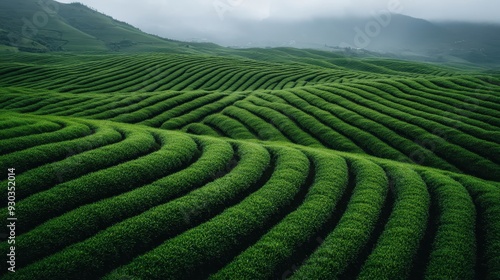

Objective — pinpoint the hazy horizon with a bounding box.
[56,0,500,44]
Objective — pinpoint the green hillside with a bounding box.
[0,49,499,279]
[0,0,217,53]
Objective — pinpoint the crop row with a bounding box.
[2,74,498,183]
[305,85,500,180]
[0,54,359,93]
[159,94,245,130]
[452,175,500,279]
[0,129,198,234]
[0,119,61,140]
[329,82,500,162]
[218,105,289,142]
[105,146,310,280]
[418,171,476,279]
[71,95,155,118]
[431,78,500,101]
[290,88,455,171]
[201,113,257,139]
[376,79,500,126]
[110,91,209,124]
[244,95,365,153]
[271,90,409,160]
[413,78,500,110]
[5,141,271,279]
[357,165,429,279]
[291,158,388,279]
[234,100,324,147]
[352,81,500,139]
[0,114,497,278]
[0,117,35,129]
[83,93,181,119]
[0,120,92,155]
[0,136,233,270]
[0,124,122,195]
[56,56,184,93]
[51,95,133,116]
[184,122,221,137]
[211,151,349,279]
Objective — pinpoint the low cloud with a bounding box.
[57,0,500,42]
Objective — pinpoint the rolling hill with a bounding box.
[0,49,499,279]
[2,0,500,68]
[0,1,499,279]
[211,15,500,66]
[0,0,219,53]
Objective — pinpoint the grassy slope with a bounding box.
[0,47,499,279]
[0,0,217,53]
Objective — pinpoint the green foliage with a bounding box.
[292,158,388,279]
[111,91,207,124]
[453,175,500,279]
[235,100,323,147]
[202,113,257,139]
[420,171,476,280]
[0,48,498,279]
[220,105,289,142]
[5,141,270,279]
[105,146,309,280]
[160,94,245,130]
[0,0,183,52]
[0,119,60,140]
[0,137,233,269]
[0,120,91,155]
[184,122,221,137]
[0,124,122,195]
[357,165,430,279]
[0,129,197,233]
[211,152,348,280]
[245,95,365,152]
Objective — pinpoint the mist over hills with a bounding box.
[1,0,499,66]
[200,14,500,65]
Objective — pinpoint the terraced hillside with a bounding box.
[0,50,499,279]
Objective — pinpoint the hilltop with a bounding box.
[208,15,500,66]
[1,0,500,68]
[0,0,222,53]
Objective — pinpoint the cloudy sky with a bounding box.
[56,0,499,42]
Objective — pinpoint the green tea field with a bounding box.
[1,50,499,279]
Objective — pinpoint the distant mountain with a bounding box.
[206,14,500,66]
[1,0,499,66]
[0,0,222,53]
[209,14,444,49]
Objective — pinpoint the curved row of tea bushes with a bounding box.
[357,165,429,279]
[0,119,61,140]
[452,175,500,280]
[211,151,348,279]
[307,86,500,180]
[160,94,245,130]
[0,124,122,195]
[109,91,207,124]
[0,130,198,234]
[0,121,92,155]
[273,90,407,160]
[291,158,388,279]
[0,137,233,270]
[246,95,365,153]
[105,146,310,280]
[419,171,476,280]
[7,142,271,280]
